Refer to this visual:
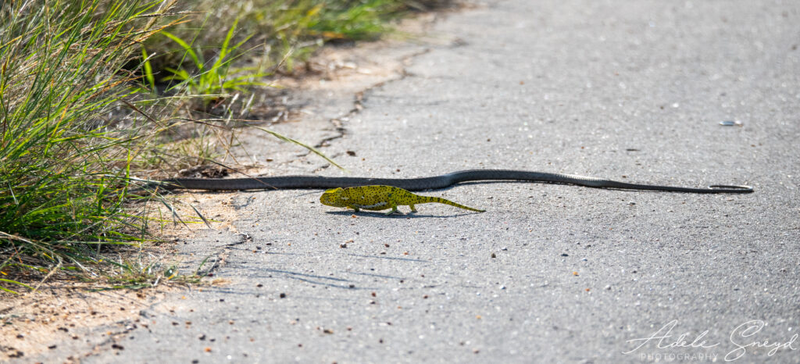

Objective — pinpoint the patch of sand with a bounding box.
[0,285,171,361]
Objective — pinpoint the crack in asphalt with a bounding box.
[313,48,434,152]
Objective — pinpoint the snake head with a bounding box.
[320,187,346,207]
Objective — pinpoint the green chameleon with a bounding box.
[320,185,485,214]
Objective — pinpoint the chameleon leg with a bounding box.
[409,204,417,212]
[385,202,400,215]
[350,206,360,212]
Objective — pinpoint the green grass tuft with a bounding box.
[160,18,274,103]
[0,0,177,292]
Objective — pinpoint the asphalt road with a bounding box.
[24,0,800,363]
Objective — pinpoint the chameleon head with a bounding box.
[320,187,347,207]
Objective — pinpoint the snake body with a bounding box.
[157,169,753,194]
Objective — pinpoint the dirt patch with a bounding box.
[0,285,172,361]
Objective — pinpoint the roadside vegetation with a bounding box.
[0,0,453,293]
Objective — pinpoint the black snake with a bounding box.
[154,169,753,194]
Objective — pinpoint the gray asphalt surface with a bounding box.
[24,0,800,363]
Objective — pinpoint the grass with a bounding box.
[145,0,453,74]
[160,18,272,102]
[0,0,173,293]
[0,0,453,294]
[0,0,217,294]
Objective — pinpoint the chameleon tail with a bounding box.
[424,196,485,213]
